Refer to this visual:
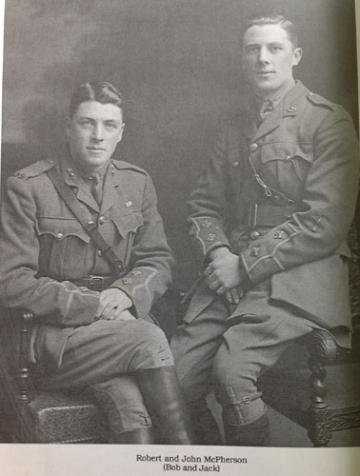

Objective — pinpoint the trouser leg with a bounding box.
[42,319,174,390]
[89,376,154,444]
[171,292,229,445]
[212,285,320,446]
[38,319,191,443]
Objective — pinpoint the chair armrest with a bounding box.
[17,310,35,403]
[302,329,339,365]
[302,329,353,366]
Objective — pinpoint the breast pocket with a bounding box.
[110,210,144,239]
[260,142,314,198]
[36,217,90,279]
[105,209,145,268]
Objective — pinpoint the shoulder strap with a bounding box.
[47,167,124,275]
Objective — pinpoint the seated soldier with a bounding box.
[0,81,192,444]
[171,14,359,446]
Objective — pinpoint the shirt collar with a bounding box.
[62,147,110,183]
[254,78,296,115]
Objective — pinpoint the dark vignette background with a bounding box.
[1,0,358,287]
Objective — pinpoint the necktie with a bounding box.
[91,174,103,205]
[260,99,274,120]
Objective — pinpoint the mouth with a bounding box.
[256,71,275,76]
[87,147,106,152]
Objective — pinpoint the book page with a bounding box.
[0,0,360,474]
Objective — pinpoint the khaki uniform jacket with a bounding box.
[186,81,359,331]
[0,156,175,367]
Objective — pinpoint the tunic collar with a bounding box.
[243,80,309,141]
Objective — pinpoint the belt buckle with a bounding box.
[248,202,258,229]
[88,275,105,291]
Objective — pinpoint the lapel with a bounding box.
[100,162,120,214]
[60,158,99,212]
[242,100,259,141]
[101,160,136,215]
[248,81,308,143]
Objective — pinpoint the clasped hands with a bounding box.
[96,288,135,321]
[203,247,246,304]
[94,247,244,318]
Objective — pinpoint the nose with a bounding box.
[92,123,104,142]
[258,46,270,64]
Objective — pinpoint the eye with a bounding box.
[78,118,93,127]
[245,45,259,55]
[104,122,118,130]
[269,45,282,53]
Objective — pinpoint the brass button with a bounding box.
[87,220,95,226]
[98,216,105,224]
[249,143,258,152]
[232,161,240,167]
[97,249,102,257]
[56,232,64,240]
[250,230,261,240]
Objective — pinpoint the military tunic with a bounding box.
[171,81,359,427]
[0,155,175,433]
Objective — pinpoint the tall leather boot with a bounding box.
[224,414,270,446]
[187,399,223,445]
[136,366,194,445]
[110,427,155,444]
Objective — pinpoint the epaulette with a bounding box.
[13,159,56,180]
[306,92,341,112]
[111,159,147,176]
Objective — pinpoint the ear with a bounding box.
[116,122,125,144]
[292,47,303,67]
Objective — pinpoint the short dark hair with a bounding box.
[243,14,299,48]
[69,81,123,117]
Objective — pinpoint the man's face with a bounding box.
[242,24,302,97]
[67,101,125,172]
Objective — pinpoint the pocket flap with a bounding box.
[261,143,313,164]
[111,210,144,238]
[36,217,90,243]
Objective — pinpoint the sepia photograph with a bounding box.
[0,0,360,474]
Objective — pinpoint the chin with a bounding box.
[255,82,278,94]
[80,158,108,170]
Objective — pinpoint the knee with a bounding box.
[128,320,174,369]
[137,320,169,349]
[212,347,258,389]
[213,353,258,398]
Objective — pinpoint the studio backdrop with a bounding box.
[2,0,358,286]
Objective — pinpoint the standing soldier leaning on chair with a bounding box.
[0,81,193,444]
[171,14,359,446]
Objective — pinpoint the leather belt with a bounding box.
[247,202,298,228]
[71,275,115,291]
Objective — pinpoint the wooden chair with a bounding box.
[0,308,107,443]
[259,224,360,446]
[0,288,180,444]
